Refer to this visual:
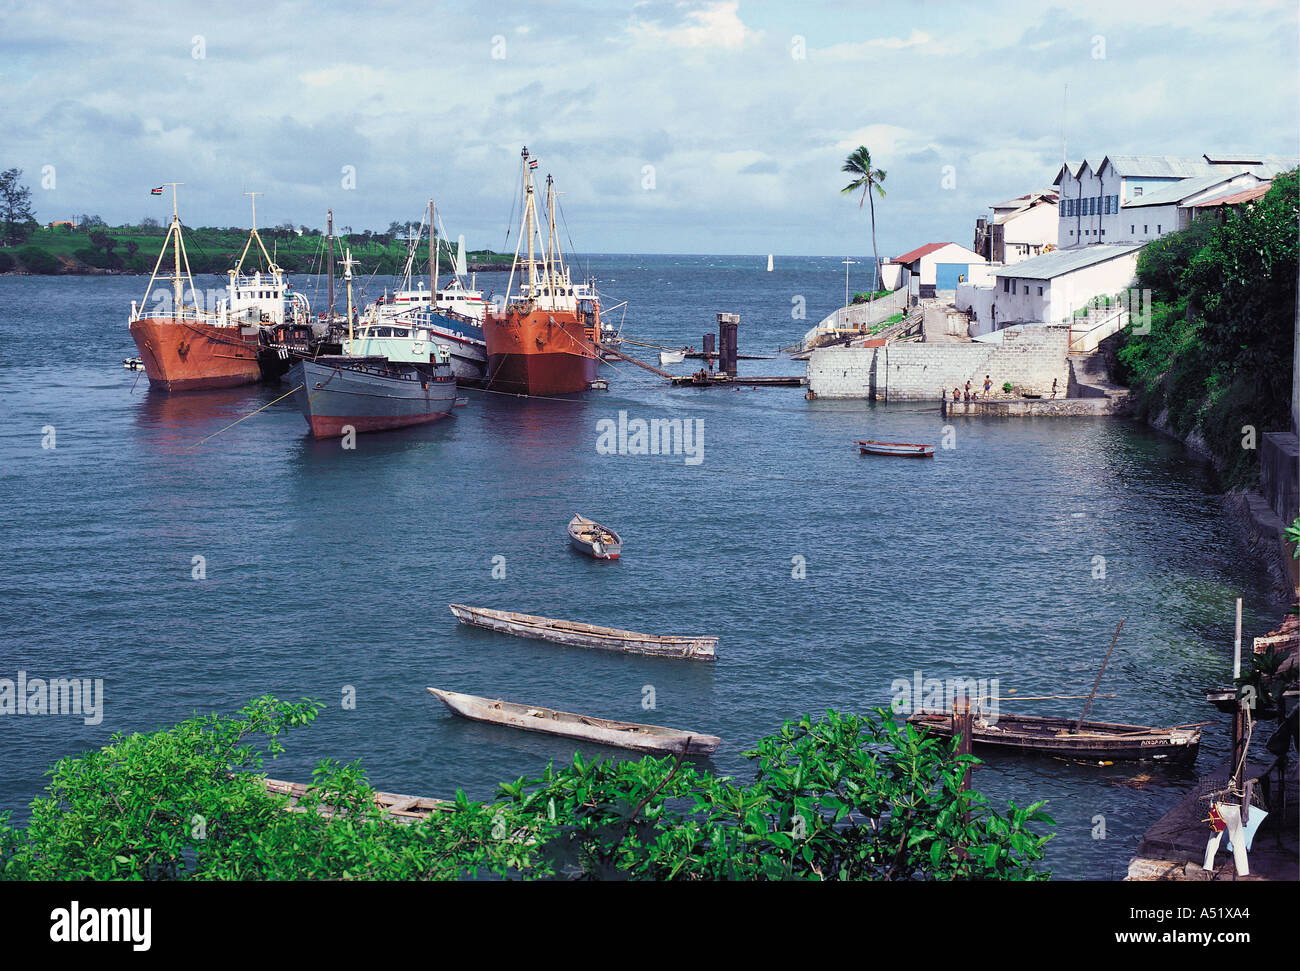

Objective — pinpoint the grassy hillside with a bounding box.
[0,224,510,276]
[1112,169,1298,487]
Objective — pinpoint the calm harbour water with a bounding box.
[0,256,1281,880]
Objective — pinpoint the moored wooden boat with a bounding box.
[568,513,622,559]
[448,603,716,660]
[905,711,1201,762]
[856,439,935,458]
[427,688,721,755]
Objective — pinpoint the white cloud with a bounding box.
[865,29,932,49]
[629,1,757,51]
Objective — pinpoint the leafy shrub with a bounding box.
[16,245,60,274]
[0,699,1054,881]
[0,251,14,272]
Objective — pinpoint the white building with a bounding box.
[955,243,1142,337]
[974,189,1058,265]
[890,241,986,298]
[1054,153,1295,249]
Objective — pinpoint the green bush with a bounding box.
[0,252,14,272]
[16,245,60,273]
[0,698,1053,881]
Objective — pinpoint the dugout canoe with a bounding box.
[448,603,716,660]
[427,687,721,755]
[905,711,1202,762]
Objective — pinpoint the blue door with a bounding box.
[936,263,968,289]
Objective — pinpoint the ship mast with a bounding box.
[428,199,437,296]
[342,248,357,347]
[326,209,335,323]
[232,191,280,278]
[138,182,199,319]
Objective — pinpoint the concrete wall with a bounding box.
[808,323,1072,400]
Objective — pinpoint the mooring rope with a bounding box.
[188,384,303,448]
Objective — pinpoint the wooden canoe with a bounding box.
[856,439,936,458]
[568,513,622,560]
[448,603,716,660]
[261,777,452,822]
[905,711,1201,762]
[427,688,721,756]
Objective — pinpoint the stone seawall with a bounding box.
[807,324,1071,400]
[941,396,1125,417]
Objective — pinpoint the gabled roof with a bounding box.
[992,243,1144,281]
[893,242,951,264]
[1123,170,1252,209]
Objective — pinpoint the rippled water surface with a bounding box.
[0,257,1280,879]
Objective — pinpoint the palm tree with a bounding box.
[840,146,887,300]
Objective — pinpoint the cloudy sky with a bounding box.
[3,0,1297,255]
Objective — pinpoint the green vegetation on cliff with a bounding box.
[1113,169,1298,487]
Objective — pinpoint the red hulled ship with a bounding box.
[482,148,602,396]
[128,187,311,391]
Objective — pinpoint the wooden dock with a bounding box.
[669,372,806,387]
[1126,760,1297,880]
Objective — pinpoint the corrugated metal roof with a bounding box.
[1123,170,1249,208]
[1099,155,1218,178]
[992,243,1144,281]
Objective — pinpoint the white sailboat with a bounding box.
[767,253,774,272]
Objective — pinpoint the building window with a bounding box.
[1144,225,1148,234]
[1003,278,1009,292]
[1131,225,1135,234]
[1037,286,1043,296]
[1133,186,1143,197]
[1157,224,1161,233]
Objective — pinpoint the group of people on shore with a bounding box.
[952,374,996,402]
[950,375,1060,402]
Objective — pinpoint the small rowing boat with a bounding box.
[856,439,935,458]
[427,688,721,755]
[905,711,1202,762]
[659,350,685,365]
[448,603,716,660]
[568,513,622,559]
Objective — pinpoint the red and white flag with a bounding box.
[150,186,164,195]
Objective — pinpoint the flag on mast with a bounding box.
[151,186,164,195]
[527,159,539,170]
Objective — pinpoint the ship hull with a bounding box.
[288,358,457,439]
[128,317,262,391]
[483,309,599,395]
[421,312,487,384]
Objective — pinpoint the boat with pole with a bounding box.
[481,147,603,395]
[906,619,1203,762]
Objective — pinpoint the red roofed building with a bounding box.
[889,241,985,298]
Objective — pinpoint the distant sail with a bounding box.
[766,253,773,272]
[456,234,467,276]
